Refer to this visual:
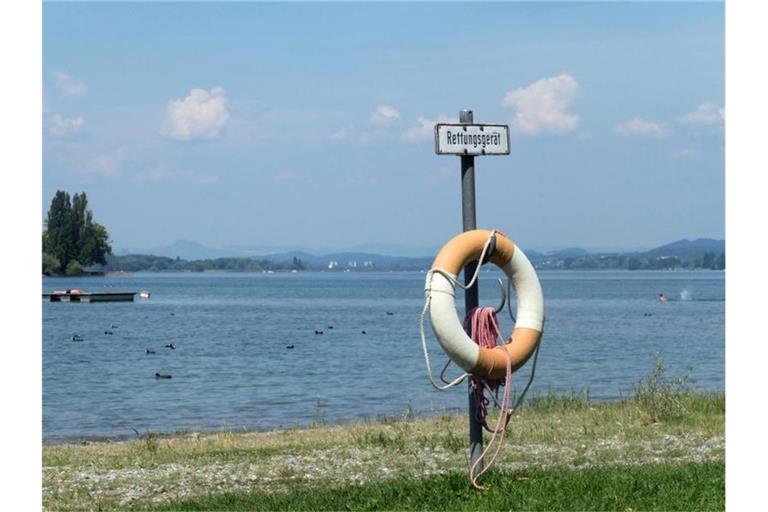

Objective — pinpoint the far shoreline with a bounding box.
[43,267,727,278]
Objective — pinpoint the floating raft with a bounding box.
[43,291,137,303]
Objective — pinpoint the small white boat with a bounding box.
[139,290,151,299]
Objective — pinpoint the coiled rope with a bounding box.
[468,308,543,490]
[465,306,512,489]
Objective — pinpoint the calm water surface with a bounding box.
[43,270,724,441]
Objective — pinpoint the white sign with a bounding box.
[434,123,510,156]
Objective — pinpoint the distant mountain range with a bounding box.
[643,238,725,259]
[117,240,243,260]
[530,238,725,271]
[111,238,725,272]
[117,240,439,260]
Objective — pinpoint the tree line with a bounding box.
[42,191,112,275]
[102,254,307,273]
[102,251,725,273]
[536,252,725,271]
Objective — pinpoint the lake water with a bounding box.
[42,270,724,442]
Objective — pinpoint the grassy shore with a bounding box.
[149,461,724,511]
[43,385,724,511]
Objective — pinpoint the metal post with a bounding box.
[460,109,484,472]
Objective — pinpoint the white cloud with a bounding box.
[166,86,230,140]
[48,114,84,136]
[502,74,580,135]
[615,118,669,138]
[52,72,87,97]
[678,102,725,126]
[369,105,401,124]
[401,115,457,142]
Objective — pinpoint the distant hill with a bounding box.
[122,240,246,260]
[645,239,725,259]
[528,238,724,271]
[108,237,725,272]
[119,240,438,262]
[108,242,434,272]
[345,243,440,258]
[547,247,590,258]
[522,249,544,260]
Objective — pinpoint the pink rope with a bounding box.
[464,307,513,490]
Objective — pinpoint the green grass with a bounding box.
[527,388,592,412]
[43,394,724,510]
[146,461,724,511]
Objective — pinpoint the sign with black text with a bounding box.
[434,123,510,156]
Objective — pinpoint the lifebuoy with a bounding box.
[426,229,544,379]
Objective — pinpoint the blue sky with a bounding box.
[42,2,724,254]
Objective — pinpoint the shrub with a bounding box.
[42,252,61,275]
[634,355,694,422]
[65,260,84,276]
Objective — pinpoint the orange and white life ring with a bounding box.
[425,229,544,379]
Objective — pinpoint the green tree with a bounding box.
[79,221,111,266]
[43,190,74,269]
[702,252,715,269]
[714,252,725,270]
[42,190,112,273]
[291,256,305,271]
